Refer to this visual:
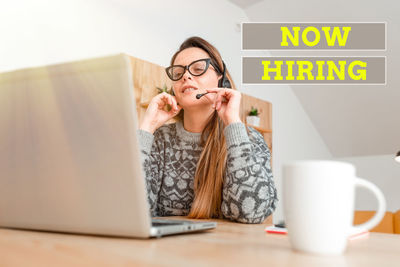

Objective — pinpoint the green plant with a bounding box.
[248,106,260,116]
[156,84,173,95]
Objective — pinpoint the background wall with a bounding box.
[337,155,400,212]
[0,0,245,80]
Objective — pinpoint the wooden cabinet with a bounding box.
[128,56,272,151]
[128,56,173,123]
[240,94,272,152]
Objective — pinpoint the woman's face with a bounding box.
[171,47,220,109]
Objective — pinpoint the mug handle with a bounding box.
[353,177,386,230]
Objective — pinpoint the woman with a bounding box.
[138,36,277,224]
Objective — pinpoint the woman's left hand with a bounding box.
[206,88,242,126]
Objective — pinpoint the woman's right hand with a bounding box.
[139,92,182,134]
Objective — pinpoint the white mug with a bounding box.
[283,160,386,255]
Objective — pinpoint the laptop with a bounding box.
[0,54,216,238]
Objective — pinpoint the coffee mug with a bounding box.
[283,160,386,255]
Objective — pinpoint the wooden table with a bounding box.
[1,217,400,267]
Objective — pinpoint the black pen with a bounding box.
[274,222,286,228]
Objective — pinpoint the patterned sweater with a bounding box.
[138,121,277,224]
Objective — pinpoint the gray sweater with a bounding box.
[138,121,277,224]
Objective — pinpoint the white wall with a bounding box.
[1,0,334,222]
[337,154,400,212]
[0,0,246,82]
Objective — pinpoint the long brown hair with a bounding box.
[170,36,236,219]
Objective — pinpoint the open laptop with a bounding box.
[0,54,216,238]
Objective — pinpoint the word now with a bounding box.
[281,26,352,47]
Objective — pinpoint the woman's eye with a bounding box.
[174,71,183,77]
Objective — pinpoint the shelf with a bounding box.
[245,124,272,134]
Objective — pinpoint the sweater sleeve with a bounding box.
[137,129,164,217]
[221,122,278,224]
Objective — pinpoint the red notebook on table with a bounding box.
[265,226,369,241]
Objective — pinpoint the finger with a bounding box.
[206,87,234,93]
[203,92,216,104]
[205,88,221,94]
[212,93,218,109]
[171,96,179,111]
[158,93,167,105]
[160,93,172,105]
[167,95,172,106]
[216,90,229,110]
[228,90,241,107]
[212,88,233,97]
[217,99,223,110]
[206,88,232,109]
[155,97,166,109]
[167,105,181,118]
[160,95,174,111]
[215,91,223,110]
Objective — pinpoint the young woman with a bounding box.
[138,36,277,223]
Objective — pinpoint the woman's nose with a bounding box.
[182,69,193,81]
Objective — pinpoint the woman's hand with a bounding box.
[139,92,182,134]
[206,88,242,126]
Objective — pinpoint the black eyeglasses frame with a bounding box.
[165,58,221,81]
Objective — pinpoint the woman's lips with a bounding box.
[182,87,198,94]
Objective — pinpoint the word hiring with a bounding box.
[281,26,351,47]
[262,60,367,81]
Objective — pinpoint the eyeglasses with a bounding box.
[166,58,219,81]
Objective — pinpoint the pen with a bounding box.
[274,222,286,228]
